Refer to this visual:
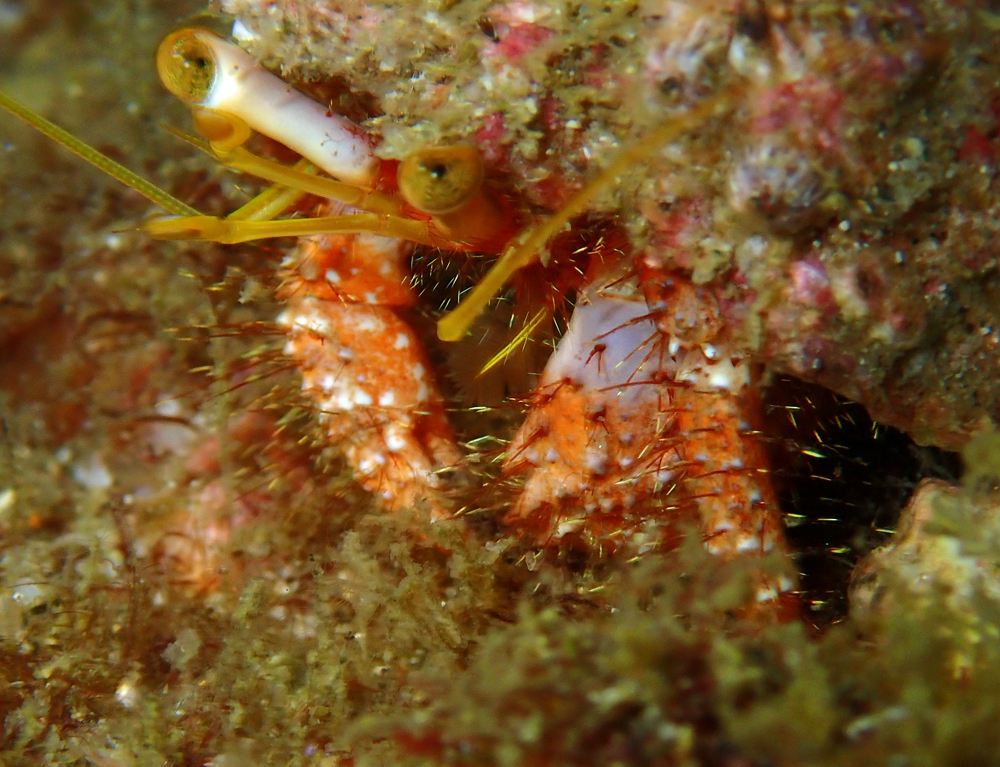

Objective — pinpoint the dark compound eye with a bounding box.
[397,145,485,215]
[157,28,218,104]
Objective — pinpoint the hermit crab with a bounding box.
[7,3,1000,763]
[1,21,801,609]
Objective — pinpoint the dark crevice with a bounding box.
[761,375,962,628]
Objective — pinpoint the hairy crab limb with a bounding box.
[275,225,462,512]
[279,296,462,512]
[504,267,795,604]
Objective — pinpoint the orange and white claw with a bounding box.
[276,216,463,514]
[504,275,796,610]
[279,295,462,515]
[503,291,671,540]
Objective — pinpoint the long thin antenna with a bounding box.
[436,88,737,342]
[0,87,202,217]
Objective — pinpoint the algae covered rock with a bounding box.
[851,477,1000,676]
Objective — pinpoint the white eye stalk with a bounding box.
[157,28,378,188]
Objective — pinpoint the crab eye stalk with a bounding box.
[398,146,485,215]
[157,28,217,104]
[155,27,379,187]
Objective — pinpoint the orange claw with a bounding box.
[280,295,461,514]
[279,227,462,515]
[503,270,796,608]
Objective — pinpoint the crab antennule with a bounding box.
[436,88,737,342]
[0,87,202,218]
[226,163,311,222]
[143,212,442,246]
[157,125,404,216]
[157,28,379,187]
[211,145,403,217]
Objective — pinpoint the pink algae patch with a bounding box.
[789,256,835,312]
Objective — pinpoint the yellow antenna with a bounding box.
[0,87,202,218]
[436,88,737,342]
